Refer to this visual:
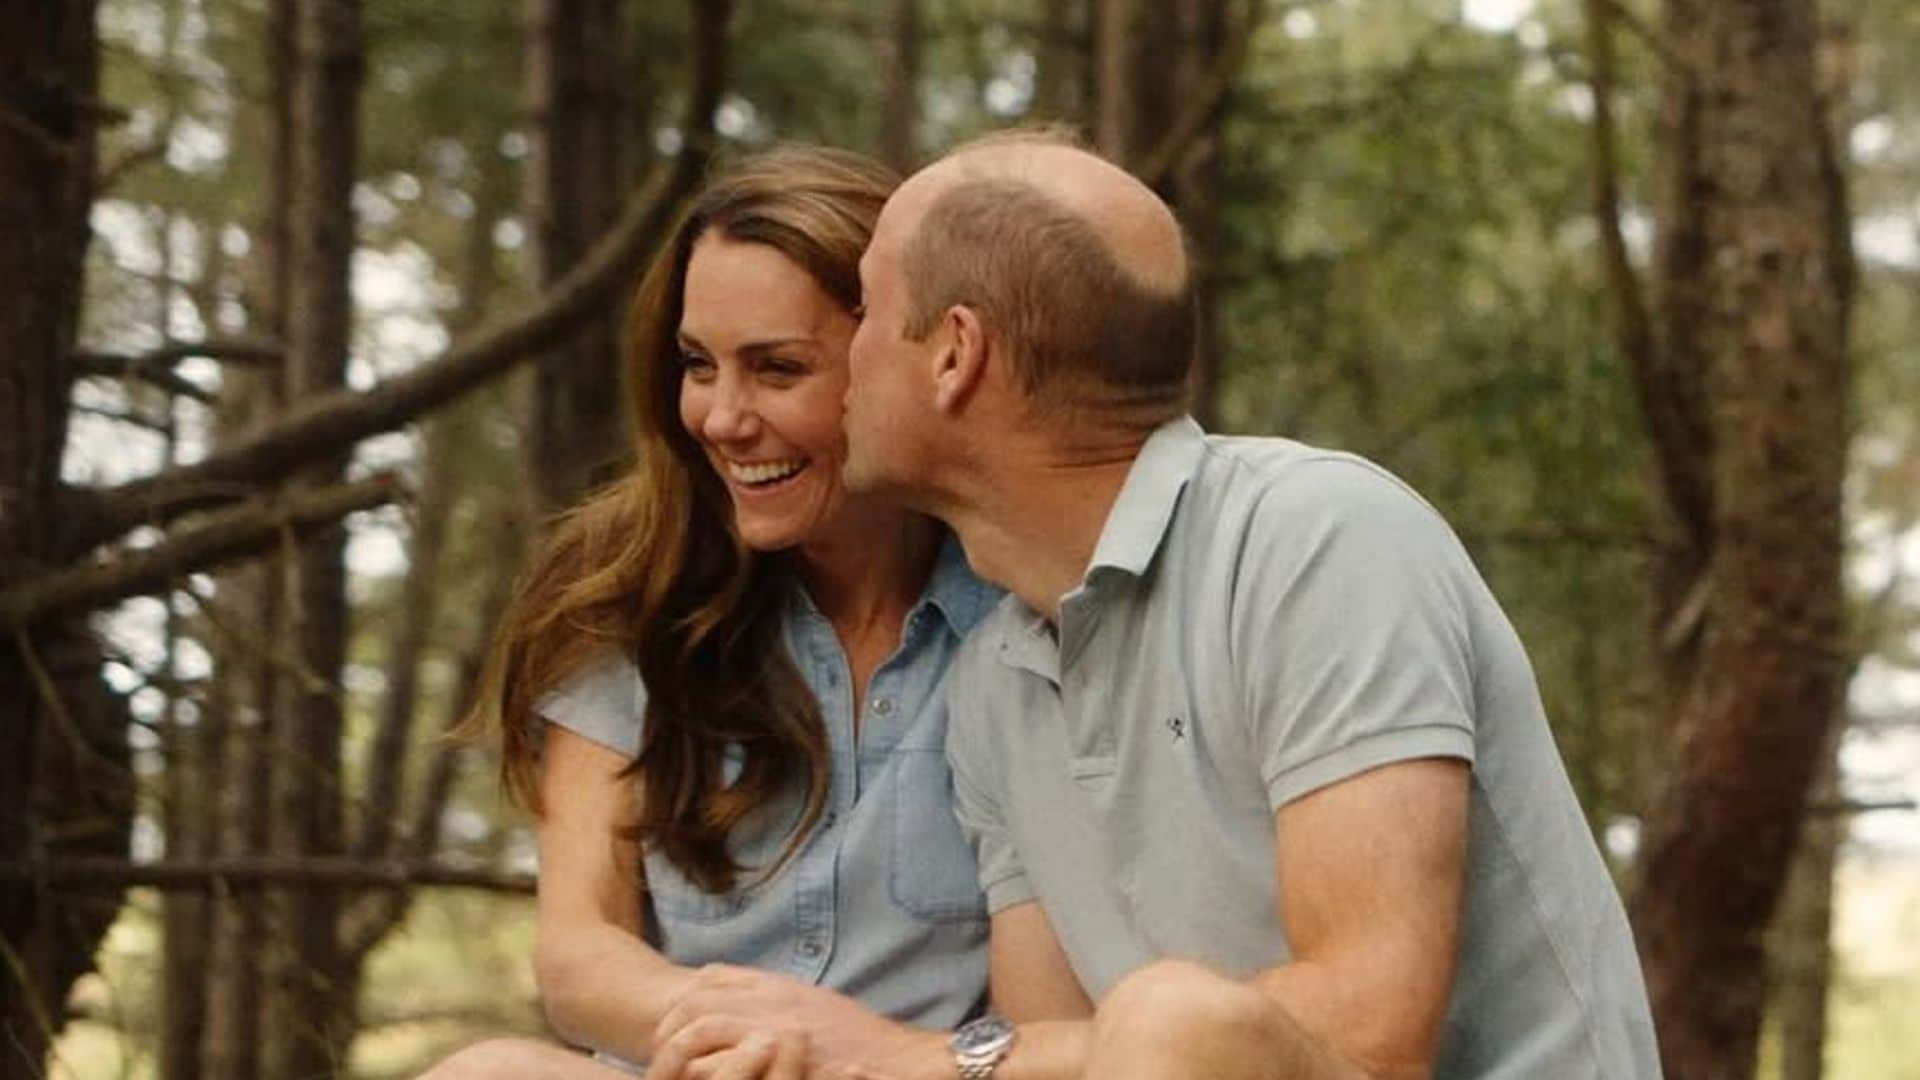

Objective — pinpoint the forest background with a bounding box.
[1,0,1915,1077]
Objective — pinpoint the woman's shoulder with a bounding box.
[537,646,646,759]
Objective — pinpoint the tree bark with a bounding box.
[0,1,132,1072]
[524,0,628,510]
[1034,0,1092,126]
[1769,728,1841,1080]
[1597,0,1855,1071]
[198,3,295,1072]
[1092,0,1239,425]
[877,0,921,171]
[259,1,361,1075]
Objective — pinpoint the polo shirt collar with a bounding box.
[1085,415,1207,580]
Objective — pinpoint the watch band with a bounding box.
[950,1014,1016,1079]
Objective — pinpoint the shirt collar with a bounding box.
[1085,415,1207,579]
[921,530,1000,635]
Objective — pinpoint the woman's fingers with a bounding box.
[644,1015,751,1080]
[765,1030,808,1080]
[692,1032,776,1080]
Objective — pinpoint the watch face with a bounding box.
[952,1014,1015,1055]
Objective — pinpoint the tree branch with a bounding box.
[0,856,534,894]
[60,2,728,560]
[74,337,284,371]
[4,474,401,625]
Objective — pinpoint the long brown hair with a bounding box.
[470,145,899,892]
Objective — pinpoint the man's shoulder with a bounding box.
[1186,435,1455,549]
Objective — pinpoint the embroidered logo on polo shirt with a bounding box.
[1166,715,1186,742]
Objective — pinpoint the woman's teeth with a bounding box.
[729,459,806,486]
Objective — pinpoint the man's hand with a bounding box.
[646,964,943,1079]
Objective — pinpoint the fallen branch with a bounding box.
[4,474,401,625]
[0,855,534,895]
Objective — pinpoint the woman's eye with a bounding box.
[761,358,806,379]
[679,351,715,378]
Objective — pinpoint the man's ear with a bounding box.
[932,305,989,415]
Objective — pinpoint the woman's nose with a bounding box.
[703,379,760,443]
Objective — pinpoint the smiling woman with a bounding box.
[418,146,1006,1078]
[675,233,858,551]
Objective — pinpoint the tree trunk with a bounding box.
[1769,727,1841,1080]
[155,209,214,1080]
[1034,0,1092,126]
[322,146,513,1062]
[876,0,921,171]
[524,0,628,510]
[0,1,132,1072]
[260,0,361,1075]
[1616,0,1854,1071]
[1092,0,1233,424]
[200,2,296,1073]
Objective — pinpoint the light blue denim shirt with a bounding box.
[538,536,1000,1029]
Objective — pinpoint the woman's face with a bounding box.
[677,231,859,552]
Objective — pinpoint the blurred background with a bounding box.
[0,0,1914,1077]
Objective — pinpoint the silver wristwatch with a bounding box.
[950,1013,1016,1079]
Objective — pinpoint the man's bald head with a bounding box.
[891,129,1196,420]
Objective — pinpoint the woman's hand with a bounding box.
[646,964,933,1078]
[642,1025,808,1080]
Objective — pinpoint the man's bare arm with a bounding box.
[874,758,1468,1080]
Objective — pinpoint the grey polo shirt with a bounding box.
[946,417,1660,1078]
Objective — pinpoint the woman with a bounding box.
[425,146,1000,1078]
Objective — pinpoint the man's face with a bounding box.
[843,183,939,498]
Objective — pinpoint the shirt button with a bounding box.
[822,810,838,830]
[872,697,894,716]
[798,938,824,958]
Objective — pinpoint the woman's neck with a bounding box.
[795,504,942,640]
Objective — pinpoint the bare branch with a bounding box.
[75,360,215,404]
[74,337,283,371]
[95,139,168,193]
[5,474,402,625]
[0,855,534,895]
[63,147,703,557]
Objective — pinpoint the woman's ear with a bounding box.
[933,304,988,414]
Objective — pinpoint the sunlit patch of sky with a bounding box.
[1462,0,1533,33]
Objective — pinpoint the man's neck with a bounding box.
[942,434,1145,623]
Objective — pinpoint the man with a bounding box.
[826,130,1661,1078]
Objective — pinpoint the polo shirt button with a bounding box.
[822,811,838,830]
[798,938,824,958]
[872,697,894,716]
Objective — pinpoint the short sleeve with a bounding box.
[536,649,648,759]
[1234,459,1478,810]
[944,641,1034,914]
